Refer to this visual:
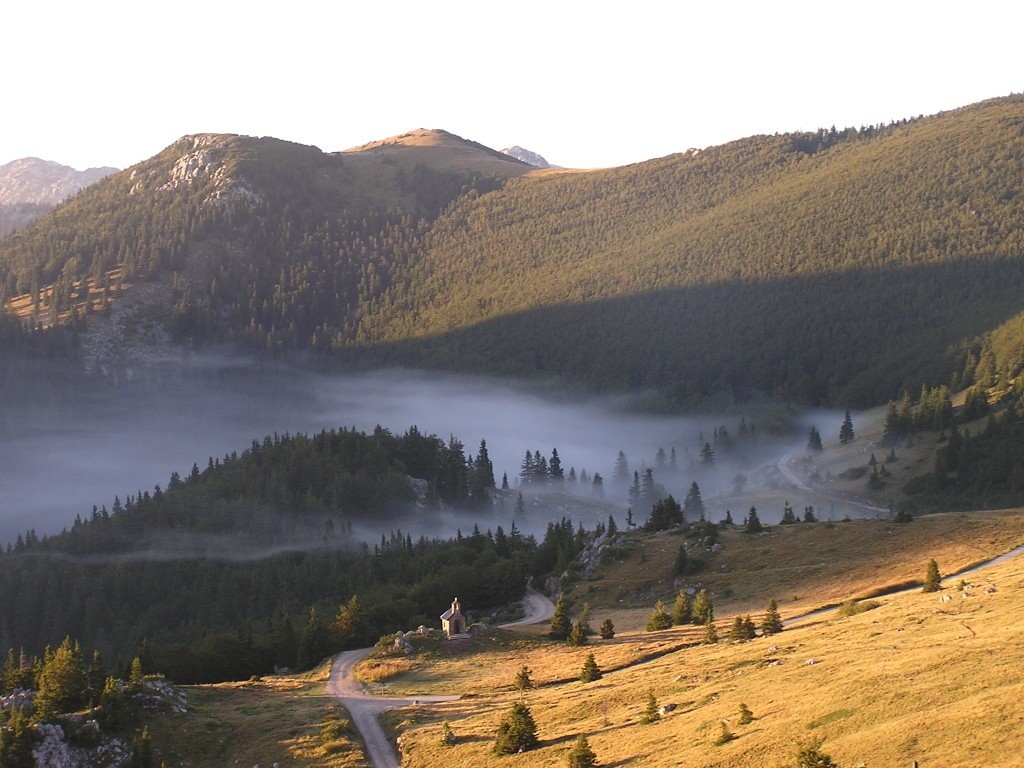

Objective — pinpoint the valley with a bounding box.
[1,93,1023,766]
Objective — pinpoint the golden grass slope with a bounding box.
[145,661,368,767]
[382,532,1024,767]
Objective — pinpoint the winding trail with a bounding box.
[777,452,889,514]
[330,542,1024,766]
[327,588,555,768]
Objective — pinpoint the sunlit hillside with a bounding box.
[385,549,1024,767]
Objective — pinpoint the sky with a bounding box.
[3,1,1022,172]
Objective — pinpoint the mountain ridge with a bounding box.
[2,95,1023,405]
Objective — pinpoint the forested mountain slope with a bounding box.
[2,98,1023,405]
[365,96,1024,405]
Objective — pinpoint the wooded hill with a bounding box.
[2,98,1024,405]
[0,425,541,683]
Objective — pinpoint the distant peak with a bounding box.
[500,146,551,169]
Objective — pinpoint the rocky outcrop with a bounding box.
[500,146,551,168]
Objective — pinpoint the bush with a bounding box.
[836,599,881,617]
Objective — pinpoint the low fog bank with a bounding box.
[0,358,861,547]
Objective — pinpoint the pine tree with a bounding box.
[780,501,797,524]
[672,591,692,625]
[839,410,855,444]
[613,451,630,484]
[129,727,154,768]
[549,595,571,640]
[682,481,705,520]
[333,595,370,648]
[729,616,748,642]
[714,720,735,745]
[762,598,783,636]
[745,507,763,533]
[882,400,901,445]
[579,652,602,683]
[0,707,35,768]
[493,702,539,754]
[807,425,823,452]
[513,665,533,699]
[568,621,587,647]
[673,544,690,576]
[127,655,145,693]
[803,505,817,523]
[796,739,840,768]
[922,559,942,593]
[738,702,754,724]
[692,590,714,625]
[702,618,718,645]
[646,600,672,632]
[742,615,756,639]
[579,602,594,636]
[549,448,564,481]
[640,690,660,724]
[700,442,715,465]
[440,721,456,747]
[34,636,87,721]
[599,618,615,639]
[98,676,130,730]
[567,734,598,768]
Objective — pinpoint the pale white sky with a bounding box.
[3,1,1022,171]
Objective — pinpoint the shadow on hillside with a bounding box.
[348,256,1024,407]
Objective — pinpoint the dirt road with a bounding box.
[327,588,554,767]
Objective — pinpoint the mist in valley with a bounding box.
[0,358,865,551]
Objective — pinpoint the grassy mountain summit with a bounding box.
[2,96,1024,404]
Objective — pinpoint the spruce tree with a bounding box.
[599,618,615,640]
[714,720,735,745]
[579,602,594,636]
[682,481,705,520]
[745,507,763,533]
[646,601,672,632]
[702,618,718,645]
[729,616,748,642]
[640,690,660,724]
[922,559,942,593]
[567,734,598,768]
[672,591,692,625]
[568,621,587,647]
[129,727,154,768]
[513,665,533,699]
[493,702,539,754]
[673,544,690,576]
[738,702,754,724]
[807,425,823,452]
[780,501,797,524]
[692,590,714,625]
[0,707,35,768]
[762,598,783,636]
[839,410,855,444]
[440,721,456,747]
[34,636,87,721]
[579,652,602,683]
[549,595,571,640]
